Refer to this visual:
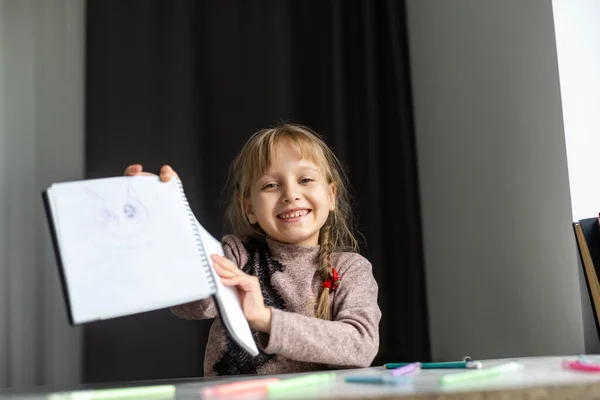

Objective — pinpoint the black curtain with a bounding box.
[85,0,429,383]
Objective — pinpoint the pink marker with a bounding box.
[563,360,600,373]
[202,378,281,395]
[390,362,421,377]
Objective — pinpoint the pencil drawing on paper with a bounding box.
[85,180,150,238]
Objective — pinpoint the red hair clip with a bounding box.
[322,268,341,291]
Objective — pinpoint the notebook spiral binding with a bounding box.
[176,179,216,292]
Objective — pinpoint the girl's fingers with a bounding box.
[220,276,237,285]
[124,164,143,176]
[210,254,238,272]
[124,164,157,177]
[160,165,179,182]
[211,256,258,292]
[125,164,176,181]
[213,262,236,279]
[221,274,258,292]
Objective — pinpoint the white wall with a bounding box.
[406,0,585,361]
[0,0,84,388]
[553,0,600,222]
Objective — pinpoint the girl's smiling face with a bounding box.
[245,143,335,246]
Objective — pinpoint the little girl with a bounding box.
[125,124,381,376]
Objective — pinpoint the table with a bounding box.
[5,355,600,399]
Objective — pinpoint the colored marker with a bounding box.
[345,375,411,385]
[47,385,175,400]
[390,362,421,377]
[202,378,281,395]
[267,372,335,395]
[385,361,482,369]
[440,361,523,386]
[564,360,600,372]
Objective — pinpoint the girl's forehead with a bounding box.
[267,141,321,166]
[279,140,324,162]
[261,157,321,175]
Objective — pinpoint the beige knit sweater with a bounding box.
[170,234,381,377]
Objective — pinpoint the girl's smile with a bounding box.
[277,208,311,221]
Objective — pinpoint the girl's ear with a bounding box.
[244,199,258,224]
[328,183,336,211]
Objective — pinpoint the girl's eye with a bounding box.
[262,183,278,190]
[300,178,314,184]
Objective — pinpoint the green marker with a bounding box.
[440,361,523,386]
[267,372,335,395]
[385,361,482,369]
[47,385,176,400]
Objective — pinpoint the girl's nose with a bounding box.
[283,195,301,203]
[282,184,301,203]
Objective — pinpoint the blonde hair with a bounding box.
[225,123,358,320]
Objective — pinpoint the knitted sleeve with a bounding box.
[258,253,381,367]
[170,234,248,320]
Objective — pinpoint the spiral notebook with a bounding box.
[42,176,259,356]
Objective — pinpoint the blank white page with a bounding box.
[195,220,259,356]
[48,176,215,324]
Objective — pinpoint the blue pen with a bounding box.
[345,375,411,385]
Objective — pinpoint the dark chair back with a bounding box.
[574,216,600,342]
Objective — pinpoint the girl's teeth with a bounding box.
[280,210,308,219]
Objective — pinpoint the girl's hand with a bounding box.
[210,254,272,333]
[124,164,178,183]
